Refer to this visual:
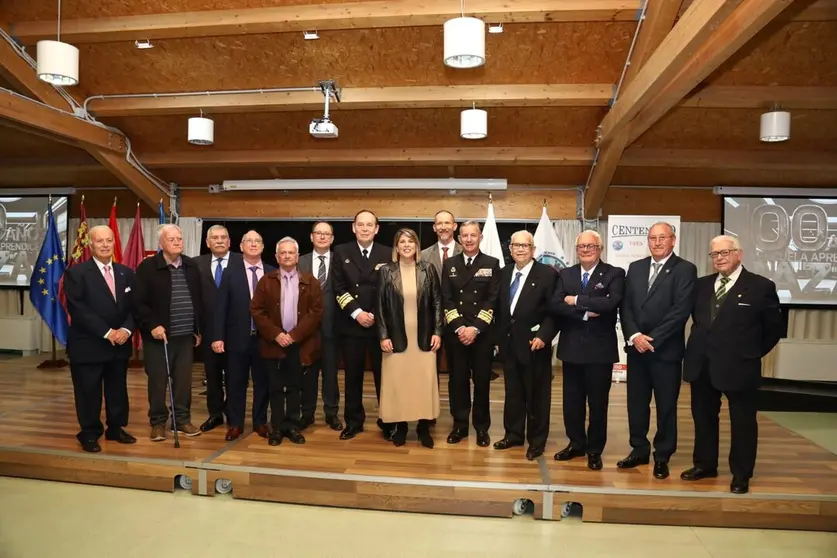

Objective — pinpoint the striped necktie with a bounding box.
[648,262,661,291]
[711,276,731,321]
[317,255,327,288]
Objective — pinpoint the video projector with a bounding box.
[309,118,339,138]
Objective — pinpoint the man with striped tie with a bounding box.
[298,221,343,431]
[681,235,783,495]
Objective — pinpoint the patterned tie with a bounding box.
[711,276,731,321]
[581,271,589,289]
[317,255,327,288]
[249,266,259,332]
[442,247,449,262]
[648,262,662,292]
[509,271,523,309]
[103,265,116,299]
[214,257,224,288]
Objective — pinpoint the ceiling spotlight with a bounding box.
[488,24,504,34]
[134,39,154,49]
[444,17,485,68]
[188,113,214,146]
[760,110,790,143]
[461,106,487,139]
[303,30,319,40]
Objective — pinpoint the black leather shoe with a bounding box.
[299,416,315,431]
[339,425,363,440]
[526,447,543,461]
[476,430,490,447]
[653,461,670,479]
[417,429,434,449]
[285,429,306,444]
[587,453,603,470]
[325,416,343,431]
[730,478,749,494]
[616,454,649,469]
[493,437,523,450]
[391,428,407,447]
[446,429,467,444]
[200,415,224,432]
[105,429,137,444]
[680,466,718,481]
[268,432,283,446]
[554,445,585,461]
[81,439,101,453]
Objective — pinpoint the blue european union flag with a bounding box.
[29,204,69,346]
[158,199,165,224]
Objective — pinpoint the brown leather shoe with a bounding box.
[225,427,243,441]
[253,424,270,438]
[173,423,201,437]
[150,425,166,442]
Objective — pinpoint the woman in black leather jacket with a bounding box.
[376,228,443,448]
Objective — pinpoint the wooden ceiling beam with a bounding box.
[788,0,837,21]
[620,148,837,171]
[10,0,642,44]
[88,84,615,117]
[0,89,126,152]
[622,1,685,86]
[682,85,837,110]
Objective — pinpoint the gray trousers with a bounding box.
[144,335,194,427]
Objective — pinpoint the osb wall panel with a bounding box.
[159,165,592,187]
[0,126,92,158]
[0,165,118,188]
[634,108,837,151]
[179,186,577,220]
[73,189,161,218]
[71,23,633,94]
[108,107,605,152]
[601,187,720,222]
[613,167,837,188]
[708,22,837,86]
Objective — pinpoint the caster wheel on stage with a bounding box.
[175,474,192,490]
[215,478,233,494]
[560,502,573,518]
[512,498,532,516]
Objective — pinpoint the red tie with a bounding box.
[442,247,449,261]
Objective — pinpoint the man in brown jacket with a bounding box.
[251,236,324,446]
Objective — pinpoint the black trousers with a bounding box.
[70,358,130,442]
[226,334,270,429]
[446,331,493,432]
[202,342,227,420]
[265,346,304,433]
[562,362,613,454]
[302,334,340,422]
[342,335,382,429]
[144,335,194,427]
[626,352,682,462]
[502,345,553,451]
[690,366,759,480]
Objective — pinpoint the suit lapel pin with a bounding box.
[737,293,742,298]
[665,270,670,273]
[344,258,350,264]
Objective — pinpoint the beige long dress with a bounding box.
[379,261,440,423]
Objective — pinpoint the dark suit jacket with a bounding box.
[212,259,276,352]
[551,261,625,364]
[331,241,391,337]
[683,268,784,392]
[299,251,336,338]
[132,252,203,341]
[441,251,501,335]
[196,252,241,329]
[495,261,558,364]
[64,259,135,364]
[621,254,697,362]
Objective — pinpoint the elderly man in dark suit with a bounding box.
[618,222,697,480]
[298,221,342,431]
[550,229,625,471]
[64,225,136,452]
[211,230,274,441]
[493,230,558,461]
[681,235,783,494]
[195,224,235,433]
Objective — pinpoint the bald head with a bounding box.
[89,225,115,263]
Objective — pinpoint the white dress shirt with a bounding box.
[210,252,230,277]
[92,258,131,338]
[577,262,598,321]
[438,241,456,264]
[313,250,331,282]
[509,260,534,314]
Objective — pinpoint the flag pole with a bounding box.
[37,194,68,369]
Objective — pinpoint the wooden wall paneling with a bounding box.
[179,186,578,220]
[612,167,837,189]
[601,186,720,222]
[0,126,95,158]
[73,189,161,218]
[60,23,634,95]
[682,85,837,110]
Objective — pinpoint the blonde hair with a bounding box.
[392,228,421,262]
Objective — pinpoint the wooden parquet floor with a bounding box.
[0,355,835,530]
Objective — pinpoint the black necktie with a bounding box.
[362,249,368,259]
[466,257,473,268]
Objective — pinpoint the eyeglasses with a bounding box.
[576,244,600,251]
[313,232,333,237]
[709,249,739,259]
[242,239,263,245]
[648,235,672,243]
[510,243,532,250]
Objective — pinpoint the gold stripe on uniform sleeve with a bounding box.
[337,293,354,309]
[477,309,494,324]
[444,309,461,324]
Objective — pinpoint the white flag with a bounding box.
[533,206,569,271]
[480,201,505,268]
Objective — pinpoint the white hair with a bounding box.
[88,225,113,239]
[510,230,534,244]
[275,236,299,252]
[649,221,676,236]
[575,229,603,246]
[157,224,182,244]
[205,224,229,240]
[711,234,741,250]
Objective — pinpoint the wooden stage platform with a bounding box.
[1,355,835,532]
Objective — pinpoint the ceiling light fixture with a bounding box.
[760,110,790,143]
[303,30,319,40]
[188,111,214,145]
[488,24,504,34]
[460,104,487,139]
[134,39,154,49]
[443,1,485,68]
[36,0,79,86]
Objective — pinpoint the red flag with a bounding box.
[122,203,146,354]
[109,199,123,264]
[59,197,92,319]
